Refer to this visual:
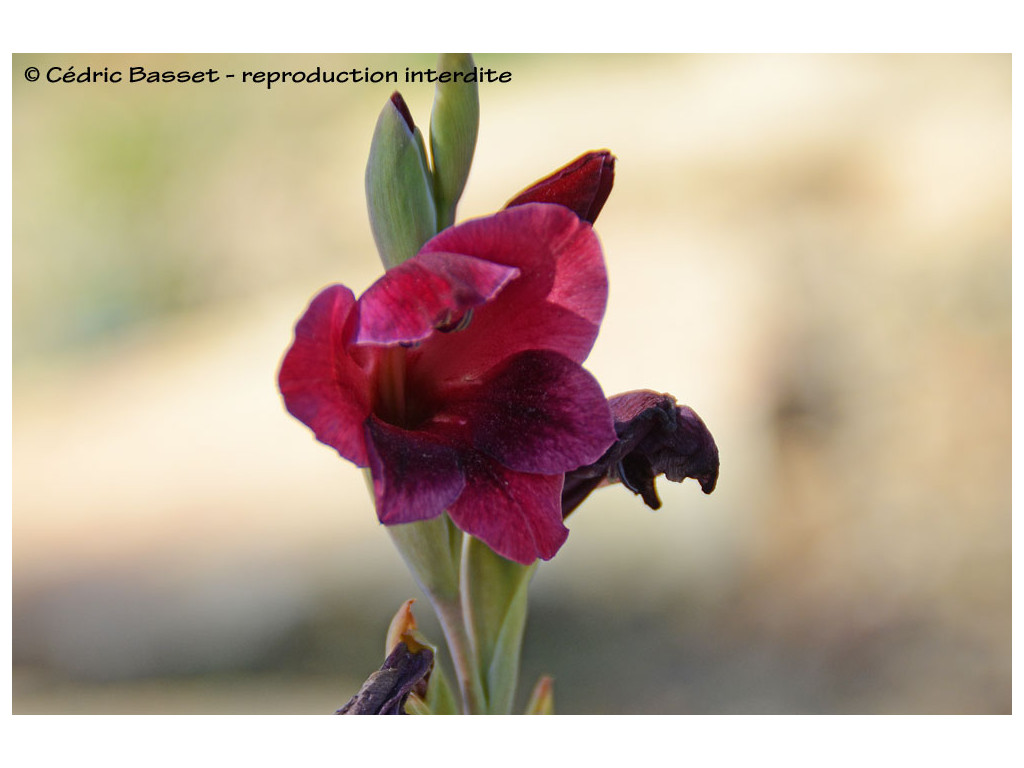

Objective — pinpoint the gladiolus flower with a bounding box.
[279,203,617,565]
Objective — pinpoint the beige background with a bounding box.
[13,53,1010,713]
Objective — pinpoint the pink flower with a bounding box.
[278,204,616,564]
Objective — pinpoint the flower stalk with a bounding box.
[461,535,535,714]
[388,517,532,714]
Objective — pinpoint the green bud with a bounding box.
[430,53,480,229]
[524,676,554,715]
[365,92,438,270]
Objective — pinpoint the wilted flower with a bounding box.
[279,203,616,564]
[561,390,719,516]
[336,640,435,715]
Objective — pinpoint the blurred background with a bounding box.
[12,54,1010,714]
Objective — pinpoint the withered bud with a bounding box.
[336,641,435,715]
[562,390,719,517]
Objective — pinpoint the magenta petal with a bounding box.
[279,285,372,466]
[415,205,608,382]
[454,350,616,474]
[423,204,607,328]
[447,456,568,564]
[354,252,518,347]
[365,417,465,525]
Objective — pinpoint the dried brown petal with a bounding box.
[335,641,434,715]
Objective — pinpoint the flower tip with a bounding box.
[366,93,437,268]
[389,91,415,131]
[673,404,719,495]
[698,471,718,495]
[385,598,419,656]
[525,675,555,715]
[505,149,616,224]
[588,150,615,222]
[429,56,480,228]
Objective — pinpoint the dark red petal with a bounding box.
[447,456,568,564]
[505,150,615,224]
[415,204,607,384]
[561,390,720,517]
[278,285,373,466]
[365,417,466,525]
[354,251,518,347]
[450,349,615,475]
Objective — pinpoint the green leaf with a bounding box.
[404,694,432,715]
[424,662,460,715]
[484,571,531,714]
[430,53,480,229]
[462,535,536,714]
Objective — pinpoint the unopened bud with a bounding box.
[430,53,480,228]
[524,675,555,714]
[505,150,615,224]
[366,92,438,269]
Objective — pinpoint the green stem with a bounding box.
[461,535,535,714]
[387,513,487,714]
[386,512,534,714]
[429,594,486,714]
